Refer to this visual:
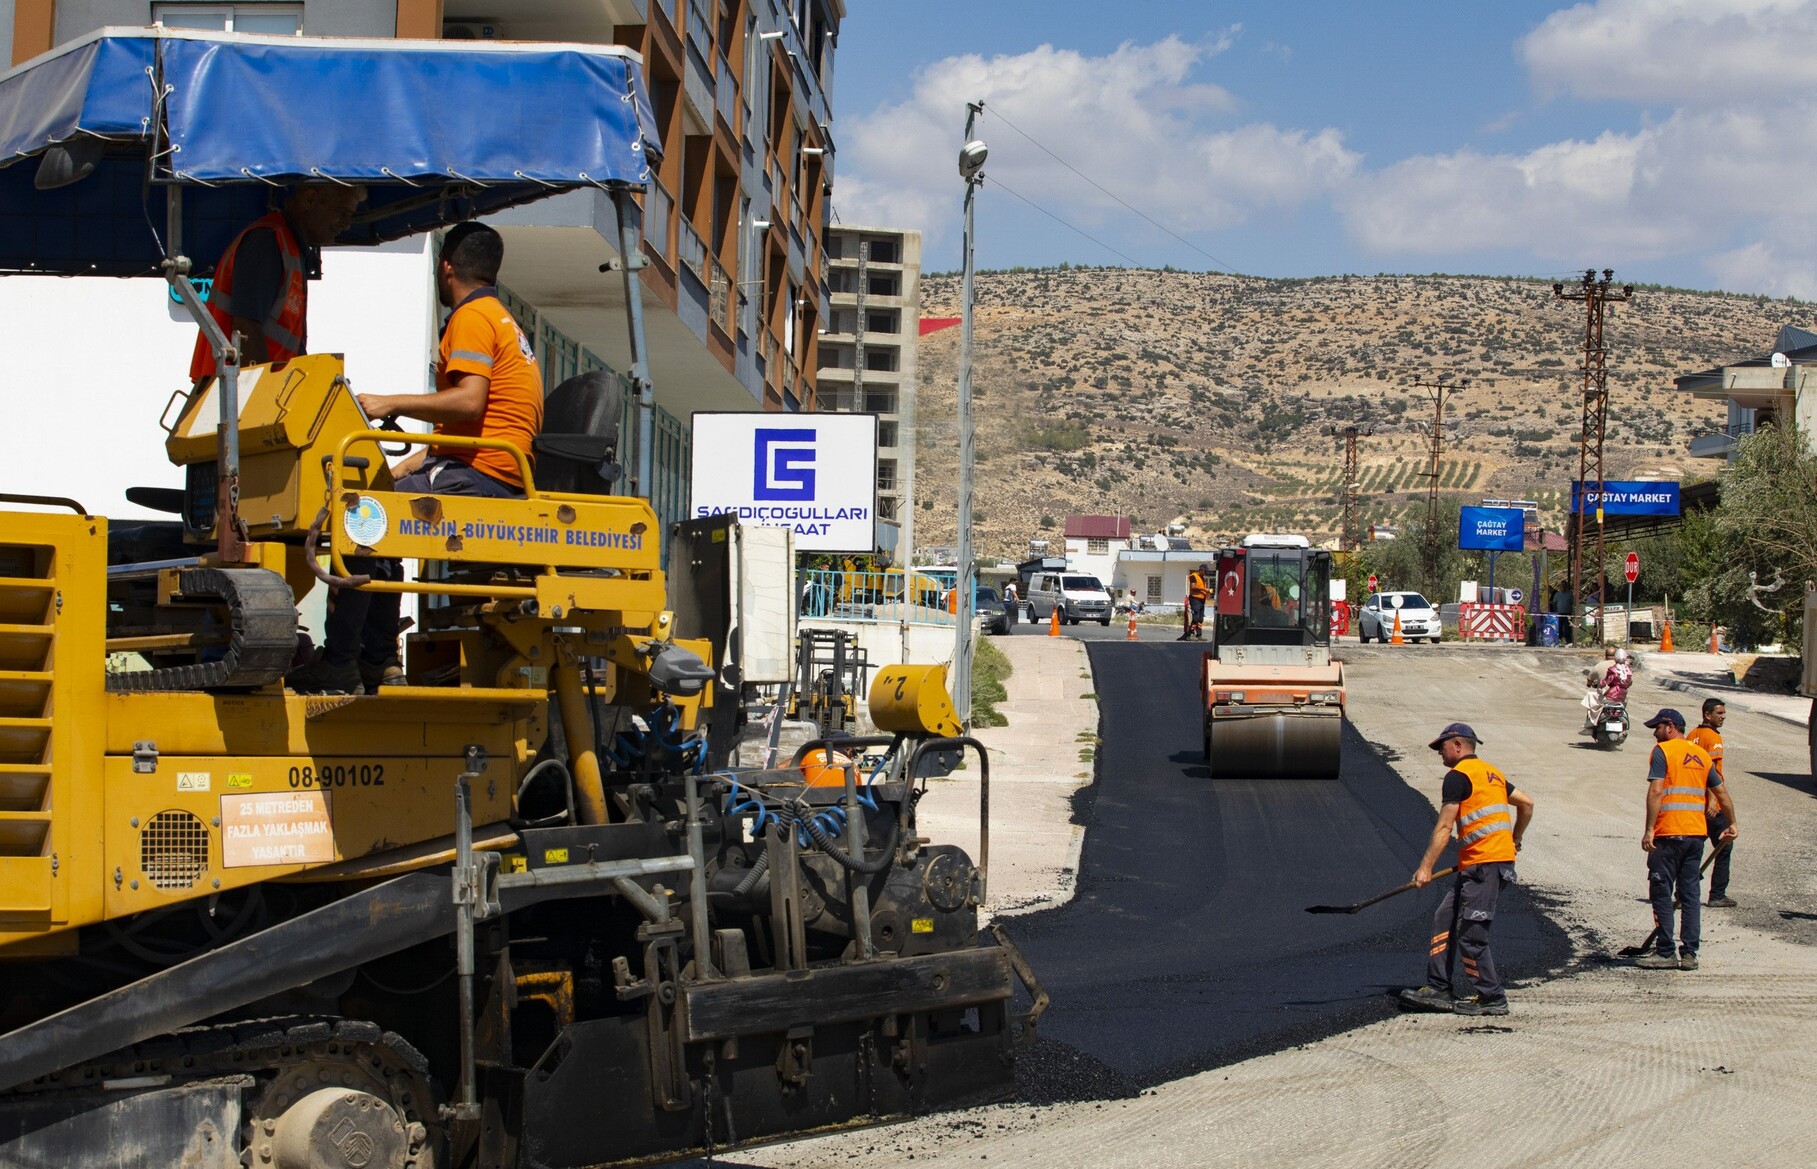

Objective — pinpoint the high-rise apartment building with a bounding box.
[816,225,921,561]
[2,0,841,537]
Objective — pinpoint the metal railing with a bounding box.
[799,570,960,626]
[715,57,739,131]
[707,252,733,336]
[643,176,673,264]
[678,218,707,283]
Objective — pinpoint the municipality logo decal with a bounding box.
[344,495,389,546]
[753,428,816,501]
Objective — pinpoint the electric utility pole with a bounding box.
[1335,424,1369,552]
[1553,269,1633,630]
[952,104,987,725]
[1411,377,1464,600]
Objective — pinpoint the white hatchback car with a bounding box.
[1359,591,1441,642]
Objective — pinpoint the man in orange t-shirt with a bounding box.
[287,223,544,694]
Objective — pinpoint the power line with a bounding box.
[985,104,1237,274]
[984,175,1143,268]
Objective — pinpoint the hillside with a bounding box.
[907,269,1810,559]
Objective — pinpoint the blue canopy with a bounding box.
[0,28,659,276]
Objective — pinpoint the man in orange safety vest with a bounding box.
[1399,722,1534,1016]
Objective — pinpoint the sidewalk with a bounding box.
[915,633,1098,920]
[1636,648,1809,728]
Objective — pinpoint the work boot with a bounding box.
[1398,985,1455,1013]
[1708,896,1736,908]
[1177,632,1192,641]
[360,656,406,693]
[1679,952,1699,971]
[285,650,360,695]
[1634,952,1681,970]
[1454,996,1510,1017]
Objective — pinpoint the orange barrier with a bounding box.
[1048,608,1061,637]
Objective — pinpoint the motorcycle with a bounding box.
[1590,698,1629,748]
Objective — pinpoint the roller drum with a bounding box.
[1205,710,1341,779]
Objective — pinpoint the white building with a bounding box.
[1061,515,1133,586]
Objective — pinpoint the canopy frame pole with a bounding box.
[609,187,656,503]
[161,185,248,563]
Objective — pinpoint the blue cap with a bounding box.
[1643,708,1686,730]
[1428,722,1481,750]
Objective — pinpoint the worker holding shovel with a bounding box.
[1398,723,1535,1016]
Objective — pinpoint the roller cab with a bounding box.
[1200,535,1345,779]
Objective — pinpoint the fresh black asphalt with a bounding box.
[1004,638,1572,1099]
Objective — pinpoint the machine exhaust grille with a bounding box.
[142,810,210,890]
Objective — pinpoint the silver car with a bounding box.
[1359,591,1441,642]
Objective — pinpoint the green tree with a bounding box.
[1695,424,1817,649]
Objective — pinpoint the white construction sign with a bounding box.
[689,412,878,552]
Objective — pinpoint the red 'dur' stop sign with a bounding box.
[1624,552,1639,583]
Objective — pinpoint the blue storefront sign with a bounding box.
[1459,506,1525,552]
[1570,481,1681,516]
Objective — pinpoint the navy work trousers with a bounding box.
[1648,834,1704,957]
[1428,863,1513,1002]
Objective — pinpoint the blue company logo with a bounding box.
[753,428,816,502]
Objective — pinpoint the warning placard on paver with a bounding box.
[220,791,336,868]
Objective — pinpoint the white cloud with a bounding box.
[833,36,1356,256]
[1523,0,1817,103]
[1337,0,1817,293]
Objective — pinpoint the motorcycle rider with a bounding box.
[1584,647,1633,734]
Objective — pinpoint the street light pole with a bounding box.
[953,104,987,727]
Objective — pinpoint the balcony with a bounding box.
[706,252,733,338]
[715,57,739,133]
[677,217,707,284]
[642,175,674,265]
[1688,422,1753,460]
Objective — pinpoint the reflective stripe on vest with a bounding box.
[1453,756,1516,866]
[1652,739,1713,837]
[190,211,307,379]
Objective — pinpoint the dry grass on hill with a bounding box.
[907,269,1809,559]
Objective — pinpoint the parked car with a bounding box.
[1028,572,1114,626]
[975,586,1009,635]
[1359,591,1441,642]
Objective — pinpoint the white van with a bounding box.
[1028,571,1114,626]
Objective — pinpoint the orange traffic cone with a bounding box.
[1048,607,1061,637]
[1709,625,1720,654]
[1390,610,1404,645]
[1126,611,1139,641]
[1660,620,1674,653]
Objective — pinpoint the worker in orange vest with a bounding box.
[1180,563,1211,642]
[189,183,365,379]
[1635,708,1737,970]
[1400,723,1534,1016]
[1689,699,1734,908]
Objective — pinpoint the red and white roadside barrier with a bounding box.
[1458,603,1526,642]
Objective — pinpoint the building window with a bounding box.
[877,460,897,492]
[861,388,897,413]
[155,4,303,33]
[868,238,899,263]
[867,273,901,297]
[878,421,898,448]
[1087,538,1109,555]
[866,310,899,334]
[1147,576,1163,602]
[879,495,899,520]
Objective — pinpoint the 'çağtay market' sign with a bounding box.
[1458,506,1525,552]
[1570,481,1681,517]
[689,412,878,552]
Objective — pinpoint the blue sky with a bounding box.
[829,1,1817,298]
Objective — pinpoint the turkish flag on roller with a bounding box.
[1216,551,1246,616]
